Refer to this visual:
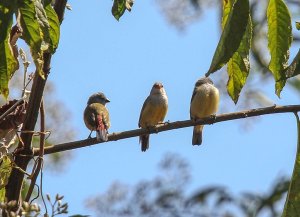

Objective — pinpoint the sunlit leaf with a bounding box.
[112,0,133,20]
[0,187,4,202]
[19,0,45,78]
[44,0,60,53]
[267,0,292,97]
[285,49,300,78]
[206,0,249,76]
[221,0,233,29]
[0,4,18,98]
[282,113,300,216]
[0,156,12,191]
[227,16,252,104]
[19,0,43,51]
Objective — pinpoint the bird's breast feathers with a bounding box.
[190,84,219,118]
[139,94,168,128]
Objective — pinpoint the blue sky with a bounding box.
[39,0,299,215]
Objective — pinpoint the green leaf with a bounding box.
[34,0,50,47]
[0,155,12,190]
[0,187,4,202]
[19,0,43,52]
[221,0,234,29]
[282,113,300,216]
[112,0,126,21]
[0,42,18,98]
[19,0,46,78]
[206,0,249,76]
[44,0,60,53]
[227,15,252,104]
[267,0,292,97]
[285,49,300,78]
[0,4,18,98]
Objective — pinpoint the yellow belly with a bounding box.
[139,104,167,128]
[190,84,219,119]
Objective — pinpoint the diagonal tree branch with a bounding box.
[33,104,300,155]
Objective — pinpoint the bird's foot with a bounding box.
[158,120,170,126]
[208,114,217,125]
[87,131,93,139]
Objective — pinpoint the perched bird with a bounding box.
[138,82,168,152]
[190,77,219,145]
[84,92,110,142]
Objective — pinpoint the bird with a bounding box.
[84,92,110,142]
[190,77,219,145]
[138,82,168,152]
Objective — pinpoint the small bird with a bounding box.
[190,77,219,145]
[84,92,110,142]
[138,82,168,152]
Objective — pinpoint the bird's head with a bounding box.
[150,82,166,95]
[87,92,110,105]
[195,77,214,87]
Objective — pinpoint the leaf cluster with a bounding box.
[206,0,298,102]
[0,0,60,98]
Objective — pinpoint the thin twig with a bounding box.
[33,104,300,156]
[11,164,31,177]
[24,99,46,202]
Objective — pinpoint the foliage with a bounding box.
[207,0,293,100]
[267,0,292,97]
[282,113,300,216]
[111,0,134,21]
[206,0,250,77]
[285,49,300,78]
[86,153,289,217]
[0,0,60,97]
[0,2,18,98]
[224,1,252,104]
[0,155,12,201]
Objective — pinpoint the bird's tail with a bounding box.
[96,129,108,142]
[192,125,203,145]
[140,134,150,152]
[96,115,108,142]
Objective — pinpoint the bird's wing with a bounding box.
[138,96,151,127]
[190,87,198,119]
[102,107,110,129]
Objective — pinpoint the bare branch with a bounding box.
[33,104,300,156]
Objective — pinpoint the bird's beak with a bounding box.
[106,98,110,103]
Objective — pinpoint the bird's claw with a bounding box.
[209,114,217,125]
